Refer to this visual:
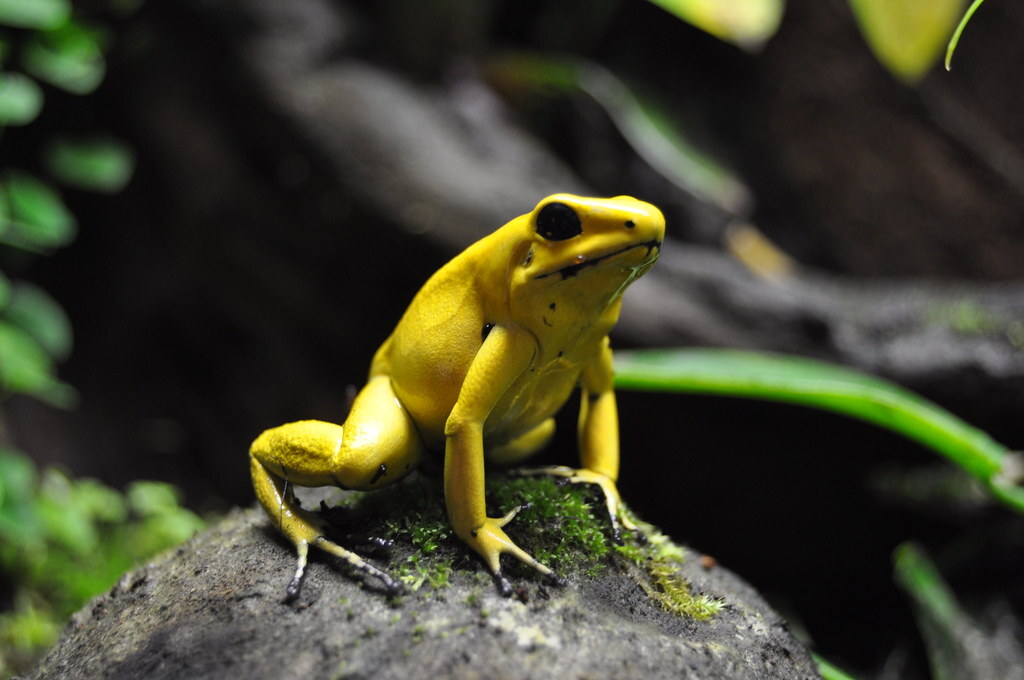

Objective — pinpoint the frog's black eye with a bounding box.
[536,202,582,241]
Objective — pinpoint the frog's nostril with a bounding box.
[624,220,635,229]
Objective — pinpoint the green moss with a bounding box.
[628,520,724,620]
[330,472,722,620]
[344,478,453,591]
[489,476,611,576]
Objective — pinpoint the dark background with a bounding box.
[5,0,1024,676]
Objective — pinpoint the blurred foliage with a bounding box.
[21,21,108,95]
[848,0,968,82]
[0,0,70,31]
[0,72,43,125]
[491,0,973,253]
[646,0,784,52]
[0,448,206,675]
[0,0,136,407]
[487,54,753,216]
[0,0,151,674]
[653,0,970,82]
[44,136,135,193]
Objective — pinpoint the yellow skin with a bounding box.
[250,194,665,598]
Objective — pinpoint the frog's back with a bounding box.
[379,229,520,446]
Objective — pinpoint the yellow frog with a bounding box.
[250,194,664,598]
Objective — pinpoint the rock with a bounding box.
[30,476,820,680]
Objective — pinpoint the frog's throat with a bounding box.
[533,239,662,281]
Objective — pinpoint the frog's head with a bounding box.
[509,194,665,312]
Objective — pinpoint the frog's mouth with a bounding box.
[534,239,661,281]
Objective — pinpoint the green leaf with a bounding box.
[45,136,135,193]
[646,0,784,51]
[6,282,72,361]
[127,481,183,517]
[0,450,37,494]
[70,477,127,524]
[0,269,10,310]
[0,448,39,541]
[0,72,44,126]
[2,171,77,249]
[0,319,76,407]
[0,319,54,392]
[127,481,204,558]
[848,0,968,83]
[0,0,70,30]
[22,22,105,95]
[37,469,99,555]
[614,349,1024,513]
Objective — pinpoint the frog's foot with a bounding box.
[464,505,566,596]
[285,531,403,602]
[513,465,636,544]
[250,446,403,600]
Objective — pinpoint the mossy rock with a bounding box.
[30,474,820,680]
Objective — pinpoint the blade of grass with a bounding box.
[614,349,1024,513]
[813,654,860,680]
[945,0,986,71]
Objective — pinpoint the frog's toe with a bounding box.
[490,567,565,596]
[609,522,624,546]
[492,571,514,597]
[284,540,312,603]
[496,502,529,527]
[548,572,568,588]
[383,577,405,597]
[463,515,559,594]
[312,534,400,595]
[285,574,305,603]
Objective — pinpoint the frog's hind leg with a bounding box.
[249,447,400,599]
[250,376,425,599]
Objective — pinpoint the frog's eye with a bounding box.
[536,202,582,241]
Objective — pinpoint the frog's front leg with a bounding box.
[250,375,423,599]
[444,325,563,596]
[515,337,636,542]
